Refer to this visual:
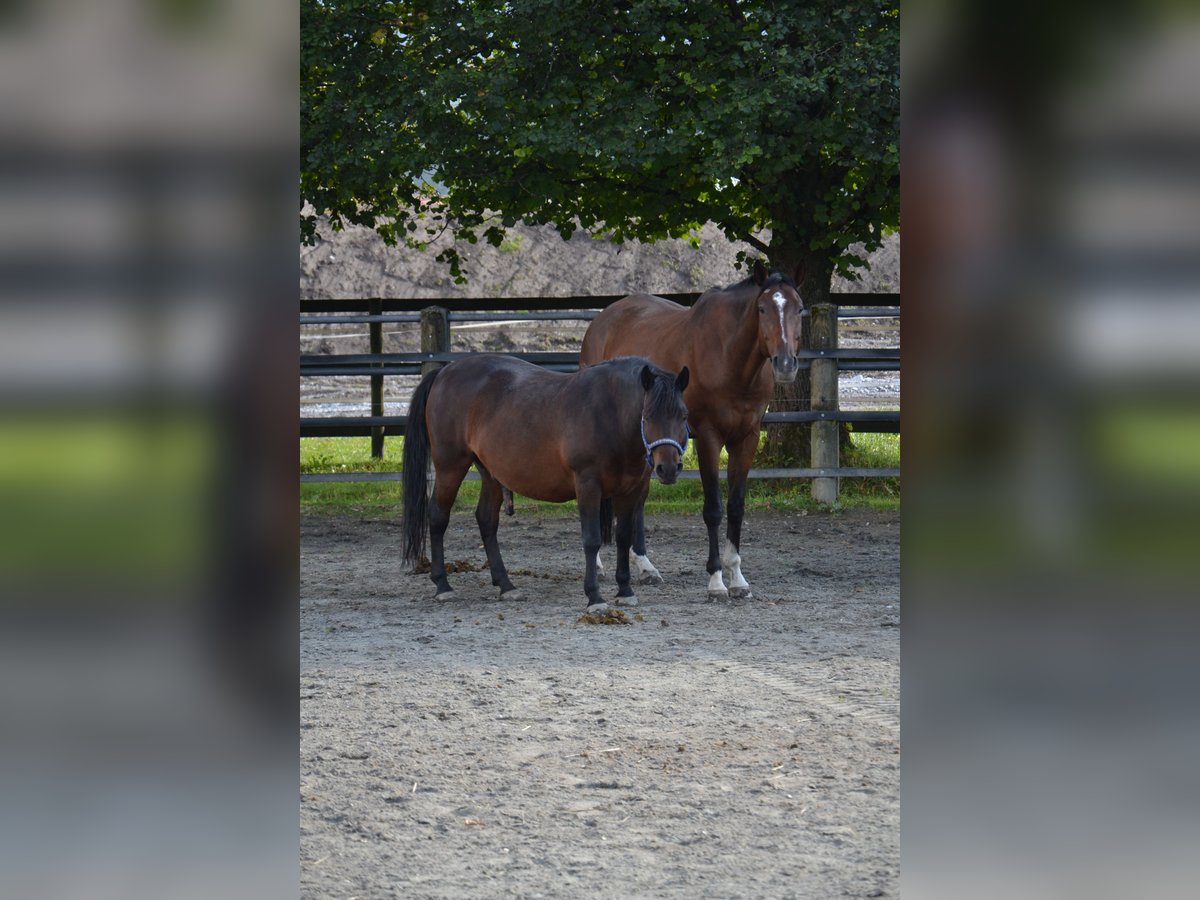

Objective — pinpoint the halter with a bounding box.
[641,417,689,469]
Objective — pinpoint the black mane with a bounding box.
[642,364,688,421]
[723,269,796,292]
[596,356,687,419]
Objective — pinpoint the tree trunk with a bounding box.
[761,245,834,467]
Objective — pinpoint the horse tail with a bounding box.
[599,496,614,546]
[402,367,440,569]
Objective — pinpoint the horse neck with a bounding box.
[723,288,769,387]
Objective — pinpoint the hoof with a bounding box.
[500,588,524,601]
[614,594,639,607]
[729,586,753,599]
[434,590,457,602]
[706,589,729,602]
[585,601,610,614]
[636,572,663,586]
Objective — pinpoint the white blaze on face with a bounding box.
[772,290,787,337]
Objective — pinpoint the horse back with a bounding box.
[579,293,692,370]
[425,354,645,502]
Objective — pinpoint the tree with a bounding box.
[302,0,898,460]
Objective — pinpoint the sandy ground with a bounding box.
[301,506,899,898]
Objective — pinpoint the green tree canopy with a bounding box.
[302,0,898,294]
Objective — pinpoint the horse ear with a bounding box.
[792,260,806,286]
[640,364,655,391]
[753,260,768,286]
[675,367,690,393]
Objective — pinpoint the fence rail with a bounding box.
[300,293,900,488]
[299,306,899,326]
[299,291,898,314]
[301,466,900,484]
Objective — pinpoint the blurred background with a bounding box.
[2,0,1197,895]
[0,1,296,896]
[904,0,1200,897]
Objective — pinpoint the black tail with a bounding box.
[599,497,614,546]
[402,368,440,569]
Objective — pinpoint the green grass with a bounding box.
[0,415,215,583]
[301,431,899,515]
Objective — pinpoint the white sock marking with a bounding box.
[708,570,728,594]
[631,552,660,580]
[722,540,750,591]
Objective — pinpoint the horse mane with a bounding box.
[595,356,687,419]
[721,269,796,292]
[642,364,688,421]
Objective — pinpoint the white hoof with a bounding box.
[631,553,663,585]
[614,594,639,607]
[434,589,457,602]
[500,588,524,601]
[585,602,610,614]
[721,541,752,599]
[707,570,728,601]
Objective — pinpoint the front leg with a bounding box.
[723,430,759,599]
[695,430,727,600]
[574,474,606,609]
[612,493,639,606]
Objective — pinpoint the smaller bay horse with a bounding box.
[580,262,804,599]
[402,354,690,610]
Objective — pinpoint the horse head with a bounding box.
[752,261,804,384]
[639,364,690,485]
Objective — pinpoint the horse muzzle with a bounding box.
[653,458,681,485]
[772,354,800,384]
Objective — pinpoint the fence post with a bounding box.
[809,302,839,504]
[420,305,450,377]
[369,299,384,459]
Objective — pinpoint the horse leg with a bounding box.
[476,465,521,600]
[696,432,728,600]
[612,493,639,606]
[429,461,470,601]
[629,480,662,585]
[574,475,606,609]
[722,431,758,599]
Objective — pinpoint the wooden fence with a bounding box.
[300,293,899,496]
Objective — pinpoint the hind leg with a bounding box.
[429,461,470,600]
[476,465,520,599]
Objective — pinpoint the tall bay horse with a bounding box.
[579,262,804,599]
[402,354,690,610]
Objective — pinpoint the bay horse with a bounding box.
[579,262,804,600]
[402,354,690,610]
